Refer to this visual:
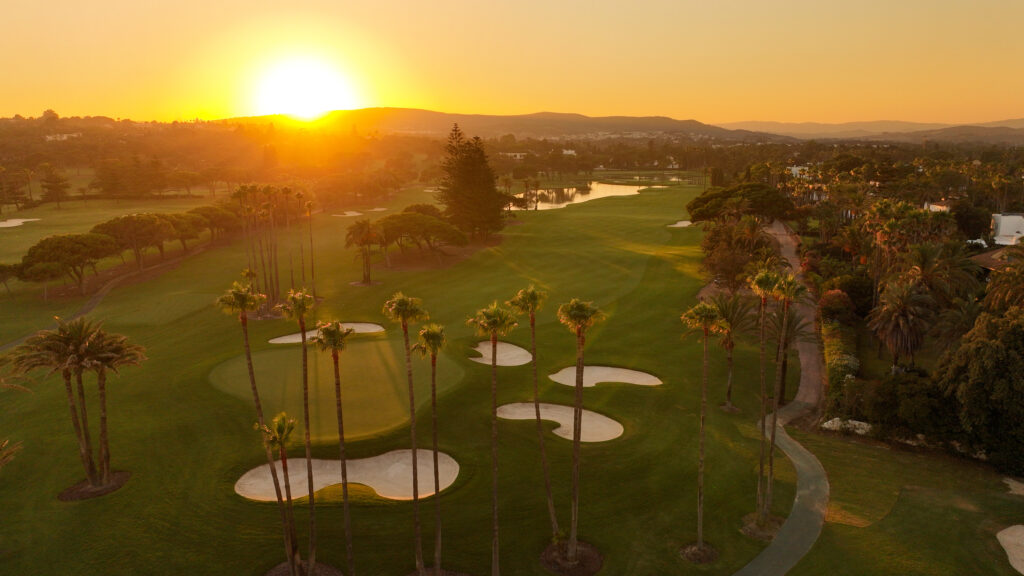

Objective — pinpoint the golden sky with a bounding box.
[3,0,1023,124]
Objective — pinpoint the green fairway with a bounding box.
[1,176,809,575]
[788,431,1024,576]
[209,337,465,441]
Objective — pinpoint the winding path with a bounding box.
[732,220,829,576]
[0,247,206,353]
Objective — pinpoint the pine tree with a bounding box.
[435,124,508,238]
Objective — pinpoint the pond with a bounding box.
[514,181,659,210]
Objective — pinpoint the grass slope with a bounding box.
[789,431,1024,576]
[1,179,803,575]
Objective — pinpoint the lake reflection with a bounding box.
[515,181,652,210]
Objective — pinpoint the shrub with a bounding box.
[820,289,856,325]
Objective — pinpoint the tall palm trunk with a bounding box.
[279,443,302,576]
[240,314,299,575]
[331,350,355,576]
[430,352,442,576]
[755,297,768,525]
[725,345,735,407]
[403,320,425,575]
[567,328,585,563]
[490,334,501,576]
[62,370,97,485]
[764,299,791,519]
[97,367,111,484]
[307,210,316,298]
[298,319,318,575]
[74,371,99,485]
[697,327,708,546]
[530,312,559,538]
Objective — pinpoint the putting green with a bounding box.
[208,338,464,441]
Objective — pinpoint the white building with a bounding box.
[992,213,1024,246]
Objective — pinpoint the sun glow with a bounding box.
[253,56,360,120]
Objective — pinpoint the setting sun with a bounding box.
[253,56,360,120]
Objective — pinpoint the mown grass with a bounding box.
[789,431,1024,576]
[0,178,803,575]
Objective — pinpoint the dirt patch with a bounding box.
[58,470,131,501]
[406,568,476,576]
[266,561,345,576]
[740,512,784,541]
[679,542,718,564]
[540,541,603,576]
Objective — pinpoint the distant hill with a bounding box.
[865,125,1024,146]
[717,120,952,139]
[226,108,793,142]
[718,118,1024,142]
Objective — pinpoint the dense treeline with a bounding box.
[7,203,241,296]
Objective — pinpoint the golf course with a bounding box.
[2,176,1022,575]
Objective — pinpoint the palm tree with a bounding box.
[9,317,101,486]
[0,375,28,471]
[767,306,812,405]
[868,280,935,369]
[383,292,430,575]
[764,273,806,521]
[413,323,447,576]
[932,297,982,348]
[985,246,1024,311]
[467,302,519,576]
[218,281,299,575]
[508,285,560,540]
[346,219,378,285]
[556,298,604,564]
[259,412,301,576]
[681,301,721,556]
[747,268,778,525]
[82,329,146,484]
[311,321,356,576]
[707,293,754,411]
[305,201,317,299]
[275,288,319,575]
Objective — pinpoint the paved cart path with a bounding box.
[732,220,829,576]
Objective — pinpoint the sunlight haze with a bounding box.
[3,0,1022,123]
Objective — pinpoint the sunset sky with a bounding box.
[3,0,1023,124]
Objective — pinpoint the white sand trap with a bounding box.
[549,366,662,388]
[667,220,692,228]
[268,323,385,344]
[369,207,388,212]
[0,218,41,228]
[332,211,364,217]
[498,402,623,442]
[1005,478,1024,496]
[469,341,532,366]
[998,525,1024,574]
[235,449,459,502]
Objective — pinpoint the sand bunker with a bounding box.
[469,341,532,366]
[0,218,41,228]
[332,211,364,217]
[549,366,662,388]
[998,525,1024,574]
[667,220,692,228]
[235,449,459,501]
[269,323,385,344]
[1006,478,1024,496]
[369,207,388,212]
[497,402,623,442]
